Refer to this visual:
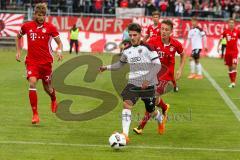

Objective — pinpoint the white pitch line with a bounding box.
[0,140,240,152]
[202,68,240,121]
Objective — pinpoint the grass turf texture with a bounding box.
[0,48,240,160]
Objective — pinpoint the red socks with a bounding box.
[172,79,177,88]
[29,88,38,115]
[139,112,151,129]
[50,88,56,101]
[157,98,168,111]
[229,70,237,83]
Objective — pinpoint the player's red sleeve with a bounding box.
[175,40,184,55]
[50,24,59,38]
[19,23,27,36]
[238,29,240,38]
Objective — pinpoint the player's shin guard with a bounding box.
[122,109,131,136]
[29,88,38,115]
[139,111,151,129]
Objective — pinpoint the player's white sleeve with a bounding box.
[106,53,127,70]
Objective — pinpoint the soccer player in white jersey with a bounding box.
[99,23,162,144]
[185,17,208,79]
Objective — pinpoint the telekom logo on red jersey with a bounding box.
[30,33,37,41]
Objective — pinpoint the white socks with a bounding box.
[122,109,131,136]
[196,63,202,75]
[155,110,163,123]
[190,60,195,74]
[190,60,202,75]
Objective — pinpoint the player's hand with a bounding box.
[204,48,208,52]
[217,47,221,54]
[57,53,63,61]
[142,80,149,89]
[99,66,107,72]
[16,52,21,62]
[176,69,182,80]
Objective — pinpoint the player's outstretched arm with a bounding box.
[15,34,22,62]
[54,36,63,61]
[99,61,126,73]
[176,50,187,80]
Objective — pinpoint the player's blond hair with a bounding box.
[152,11,160,17]
[34,3,47,15]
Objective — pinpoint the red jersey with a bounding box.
[222,28,240,55]
[148,36,183,80]
[20,21,59,65]
[146,23,161,39]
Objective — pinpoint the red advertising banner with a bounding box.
[20,16,240,57]
[45,16,132,34]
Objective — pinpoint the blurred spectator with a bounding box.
[1,0,7,9]
[145,0,157,16]
[232,0,240,19]
[222,0,231,18]
[184,0,192,17]
[120,0,129,8]
[104,0,114,14]
[175,0,184,17]
[167,0,175,16]
[93,0,103,13]
[84,0,91,13]
[159,0,168,17]
[129,0,144,8]
[213,1,222,18]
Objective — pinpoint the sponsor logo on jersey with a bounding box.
[42,28,46,33]
[130,57,141,62]
[170,46,174,52]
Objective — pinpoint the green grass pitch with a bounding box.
[0,48,240,160]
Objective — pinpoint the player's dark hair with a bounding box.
[34,3,47,15]
[152,11,160,17]
[128,23,141,33]
[161,19,174,30]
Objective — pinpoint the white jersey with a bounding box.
[120,43,161,87]
[188,27,206,50]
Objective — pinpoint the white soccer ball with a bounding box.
[109,132,126,149]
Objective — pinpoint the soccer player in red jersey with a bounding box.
[217,18,240,88]
[134,19,186,134]
[143,11,161,43]
[15,3,63,124]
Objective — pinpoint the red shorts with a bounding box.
[26,63,52,83]
[224,53,238,66]
[158,65,175,81]
[156,80,173,95]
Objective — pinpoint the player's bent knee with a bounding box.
[28,77,38,87]
[123,100,133,109]
[142,98,156,113]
